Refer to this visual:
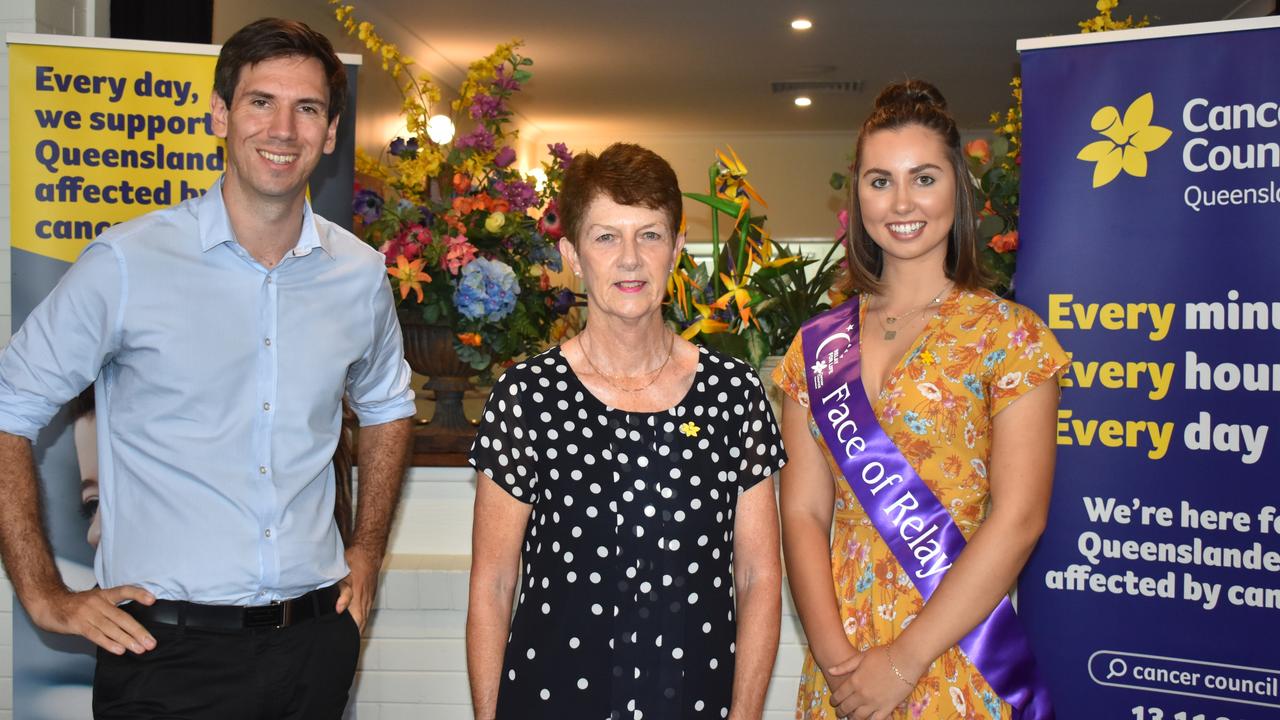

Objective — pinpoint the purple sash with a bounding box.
[801,298,1054,720]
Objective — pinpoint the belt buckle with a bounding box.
[244,600,291,629]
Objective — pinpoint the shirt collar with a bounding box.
[197,176,332,258]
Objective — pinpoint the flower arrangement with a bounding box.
[332,2,575,372]
[666,149,844,368]
[962,0,1150,294]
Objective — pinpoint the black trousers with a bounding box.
[93,608,360,719]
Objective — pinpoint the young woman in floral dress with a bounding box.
[775,80,1069,720]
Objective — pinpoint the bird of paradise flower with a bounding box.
[1076,92,1172,188]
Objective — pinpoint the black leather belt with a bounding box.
[123,583,341,630]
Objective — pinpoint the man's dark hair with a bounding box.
[214,18,347,122]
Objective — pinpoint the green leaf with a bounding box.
[829,172,848,191]
[746,330,770,369]
[683,191,742,219]
[977,214,1005,238]
[992,136,1010,158]
[513,69,532,83]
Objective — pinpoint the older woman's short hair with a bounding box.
[558,143,682,244]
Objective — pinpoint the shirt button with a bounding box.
[264,338,272,347]
[266,277,273,284]
[265,529,272,538]
[259,465,267,474]
[263,402,271,411]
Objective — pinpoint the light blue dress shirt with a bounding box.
[0,178,416,605]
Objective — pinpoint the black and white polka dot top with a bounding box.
[470,344,786,719]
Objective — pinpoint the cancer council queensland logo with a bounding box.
[1076,92,1173,188]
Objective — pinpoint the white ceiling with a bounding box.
[348,0,1260,136]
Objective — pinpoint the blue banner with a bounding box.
[1016,18,1280,720]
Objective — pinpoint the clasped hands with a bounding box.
[824,642,924,720]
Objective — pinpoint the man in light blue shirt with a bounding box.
[0,18,415,718]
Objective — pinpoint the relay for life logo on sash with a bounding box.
[1015,17,1280,720]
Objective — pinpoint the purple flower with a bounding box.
[548,142,573,170]
[552,288,576,315]
[493,146,516,168]
[492,65,520,92]
[469,93,503,120]
[389,136,419,158]
[495,179,538,212]
[454,126,496,153]
[353,188,384,224]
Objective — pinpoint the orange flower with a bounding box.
[964,138,991,165]
[452,172,472,195]
[457,332,483,347]
[978,200,995,219]
[988,230,1019,253]
[387,254,429,302]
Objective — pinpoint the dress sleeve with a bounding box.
[770,331,809,406]
[737,363,788,494]
[469,368,538,503]
[986,302,1070,416]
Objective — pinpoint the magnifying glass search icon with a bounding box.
[1106,658,1128,680]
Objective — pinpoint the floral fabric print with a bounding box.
[774,288,1068,720]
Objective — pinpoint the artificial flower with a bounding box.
[453,257,520,322]
[388,254,429,303]
[988,231,1019,253]
[457,332,483,347]
[493,146,516,168]
[964,138,991,165]
[441,234,478,275]
[484,211,507,234]
[353,188,383,225]
[537,199,563,240]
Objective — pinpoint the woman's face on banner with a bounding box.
[73,413,100,548]
[857,124,957,269]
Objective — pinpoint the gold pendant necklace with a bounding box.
[876,283,952,340]
[580,329,675,393]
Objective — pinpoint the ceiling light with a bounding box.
[426,114,455,144]
[794,96,812,107]
[791,18,813,30]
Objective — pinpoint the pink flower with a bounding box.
[442,233,478,275]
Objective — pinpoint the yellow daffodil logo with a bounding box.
[679,421,701,438]
[1076,92,1172,188]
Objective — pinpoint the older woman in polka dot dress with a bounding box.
[467,143,787,720]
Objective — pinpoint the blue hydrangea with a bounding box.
[963,373,984,399]
[529,239,563,272]
[453,258,520,322]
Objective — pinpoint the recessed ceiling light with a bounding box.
[791,18,813,30]
[794,96,812,107]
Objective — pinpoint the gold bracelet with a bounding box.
[885,647,915,688]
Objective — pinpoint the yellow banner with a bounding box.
[8,41,224,263]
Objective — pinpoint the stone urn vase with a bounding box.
[400,318,485,455]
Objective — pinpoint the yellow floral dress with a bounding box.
[774,288,1069,720]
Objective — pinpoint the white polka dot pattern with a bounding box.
[469,346,786,717]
